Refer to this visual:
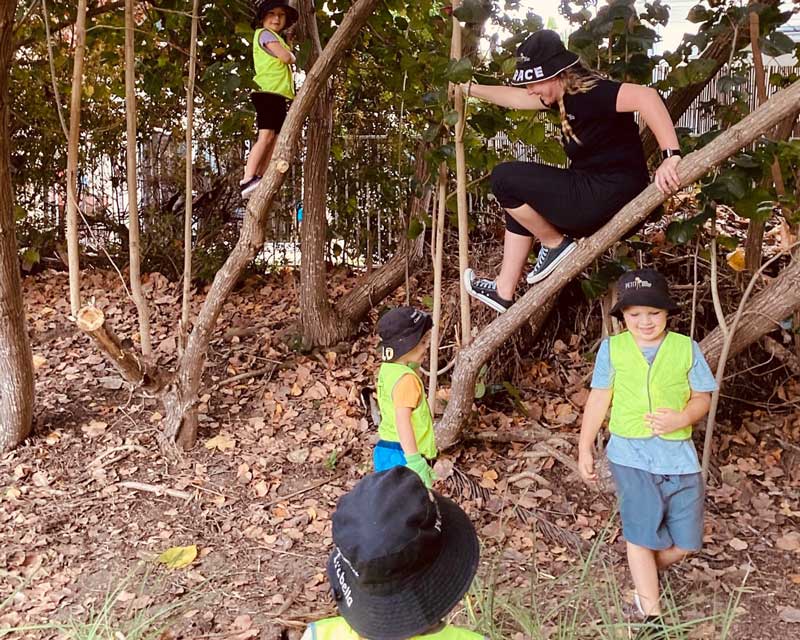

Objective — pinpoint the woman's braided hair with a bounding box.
[555,61,603,145]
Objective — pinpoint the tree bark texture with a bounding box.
[435,79,800,449]
[125,0,152,355]
[161,0,379,446]
[65,0,87,316]
[298,0,343,348]
[0,0,35,452]
[640,0,779,160]
[743,4,787,274]
[699,256,800,370]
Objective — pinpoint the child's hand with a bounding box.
[646,408,687,435]
[405,453,435,489]
[578,448,597,483]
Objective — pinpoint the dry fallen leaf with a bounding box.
[287,448,309,464]
[81,420,107,438]
[776,531,800,552]
[726,247,746,272]
[32,354,47,370]
[157,545,198,569]
[778,606,800,623]
[204,433,235,452]
[729,537,748,551]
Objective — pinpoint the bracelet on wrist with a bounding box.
[661,148,681,160]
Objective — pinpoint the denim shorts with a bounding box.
[609,461,704,551]
[373,440,407,472]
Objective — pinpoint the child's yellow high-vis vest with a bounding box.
[608,331,693,441]
[308,617,484,640]
[376,362,437,459]
[252,28,294,99]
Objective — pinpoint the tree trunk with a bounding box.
[700,256,800,370]
[0,0,35,451]
[180,0,200,350]
[161,0,380,446]
[298,0,344,348]
[640,0,779,159]
[65,0,88,316]
[743,4,787,274]
[125,0,152,355]
[435,79,800,449]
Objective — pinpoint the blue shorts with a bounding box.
[373,440,407,472]
[609,461,704,552]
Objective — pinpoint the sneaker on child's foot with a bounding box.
[463,269,512,313]
[240,176,261,199]
[525,236,577,284]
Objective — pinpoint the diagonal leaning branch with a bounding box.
[435,78,800,450]
[161,0,380,446]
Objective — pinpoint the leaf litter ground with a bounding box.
[0,266,798,639]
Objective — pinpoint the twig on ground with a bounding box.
[89,444,148,468]
[262,473,344,509]
[116,481,193,500]
[211,363,278,390]
[507,470,551,486]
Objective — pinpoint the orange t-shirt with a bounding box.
[391,373,422,409]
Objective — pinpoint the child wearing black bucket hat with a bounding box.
[461,29,684,313]
[240,1,299,199]
[577,269,717,637]
[372,307,437,488]
[301,467,483,640]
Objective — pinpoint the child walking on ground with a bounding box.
[577,269,717,638]
[374,307,437,488]
[461,30,683,313]
[240,0,297,199]
[302,466,483,640]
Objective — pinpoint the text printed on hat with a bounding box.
[624,277,653,290]
[513,67,545,83]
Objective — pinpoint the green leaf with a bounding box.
[733,188,774,221]
[666,219,698,245]
[759,32,796,57]
[445,57,473,84]
[157,545,198,569]
[536,138,567,165]
[407,217,424,240]
[474,381,486,399]
[687,4,710,23]
[443,109,460,126]
[453,0,492,24]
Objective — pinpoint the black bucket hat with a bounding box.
[377,306,433,361]
[610,268,680,318]
[253,0,299,30]
[510,29,580,86]
[326,467,480,640]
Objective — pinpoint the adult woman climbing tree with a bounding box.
[462,29,683,313]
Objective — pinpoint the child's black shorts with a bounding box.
[250,91,288,132]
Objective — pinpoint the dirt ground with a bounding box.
[1,269,799,639]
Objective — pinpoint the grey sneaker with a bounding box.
[240,176,261,199]
[525,236,577,284]
[463,269,512,313]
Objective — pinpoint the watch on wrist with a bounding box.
[662,148,681,160]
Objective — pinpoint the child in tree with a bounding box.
[302,466,483,640]
[577,269,717,638]
[373,307,437,488]
[240,0,297,199]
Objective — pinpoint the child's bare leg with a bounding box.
[243,129,276,181]
[655,546,690,570]
[496,230,533,300]
[627,542,661,615]
[255,134,277,176]
[504,203,564,247]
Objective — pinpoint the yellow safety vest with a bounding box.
[252,28,294,99]
[308,616,484,640]
[376,362,437,459]
[608,331,693,440]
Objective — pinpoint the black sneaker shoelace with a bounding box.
[533,247,550,272]
[474,278,497,292]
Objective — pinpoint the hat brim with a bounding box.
[510,52,580,86]
[326,493,480,640]
[381,315,433,361]
[610,290,680,319]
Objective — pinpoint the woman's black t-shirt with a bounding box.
[557,78,648,181]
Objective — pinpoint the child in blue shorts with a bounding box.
[373,307,437,488]
[577,269,717,636]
